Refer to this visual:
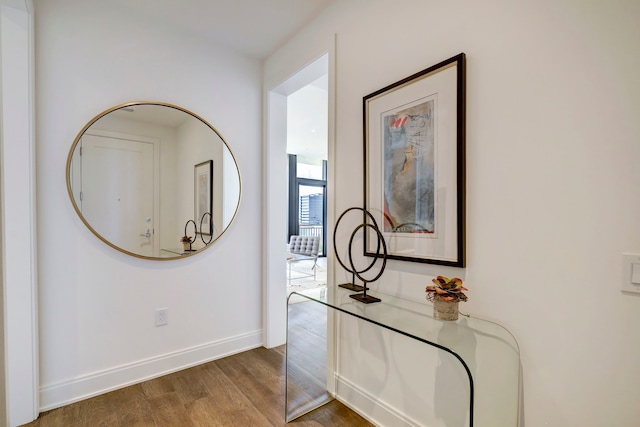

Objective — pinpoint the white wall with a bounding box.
[265,0,640,426]
[35,0,262,411]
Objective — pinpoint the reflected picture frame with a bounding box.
[194,160,213,235]
[363,53,466,266]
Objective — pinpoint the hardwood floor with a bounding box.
[22,293,373,426]
[21,342,372,426]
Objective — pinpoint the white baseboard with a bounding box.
[335,374,422,427]
[39,330,263,411]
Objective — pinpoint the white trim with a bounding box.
[39,330,263,411]
[262,88,288,348]
[325,33,337,395]
[335,374,422,427]
[263,35,336,349]
[0,1,38,425]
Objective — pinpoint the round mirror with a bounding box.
[66,102,241,260]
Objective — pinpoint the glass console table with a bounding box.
[159,248,197,257]
[286,287,520,426]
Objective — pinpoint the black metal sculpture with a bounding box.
[183,212,214,252]
[199,212,214,245]
[333,207,387,303]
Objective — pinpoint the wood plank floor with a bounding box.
[20,346,373,427]
[21,300,373,427]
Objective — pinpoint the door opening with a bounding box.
[264,52,330,348]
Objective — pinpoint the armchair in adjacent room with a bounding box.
[287,235,320,285]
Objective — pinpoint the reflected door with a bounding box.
[80,133,155,256]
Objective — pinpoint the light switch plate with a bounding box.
[622,254,640,293]
[632,263,640,285]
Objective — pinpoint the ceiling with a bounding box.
[109,0,335,59]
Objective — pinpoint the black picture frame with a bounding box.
[363,53,466,266]
[194,160,213,235]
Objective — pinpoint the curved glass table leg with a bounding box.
[285,291,332,421]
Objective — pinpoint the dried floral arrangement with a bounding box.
[180,235,193,243]
[426,276,468,302]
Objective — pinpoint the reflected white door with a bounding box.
[80,133,155,256]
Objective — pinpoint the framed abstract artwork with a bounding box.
[194,160,213,235]
[363,53,466,266]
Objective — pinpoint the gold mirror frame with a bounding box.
[66,101,242,260]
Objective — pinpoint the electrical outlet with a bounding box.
[155,308,168,326]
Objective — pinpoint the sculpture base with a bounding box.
[349,293,381,304]
[339,283,368,292]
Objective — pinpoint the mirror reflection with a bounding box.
[66,102,241,260]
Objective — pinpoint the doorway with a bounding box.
[264,52,330,348]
